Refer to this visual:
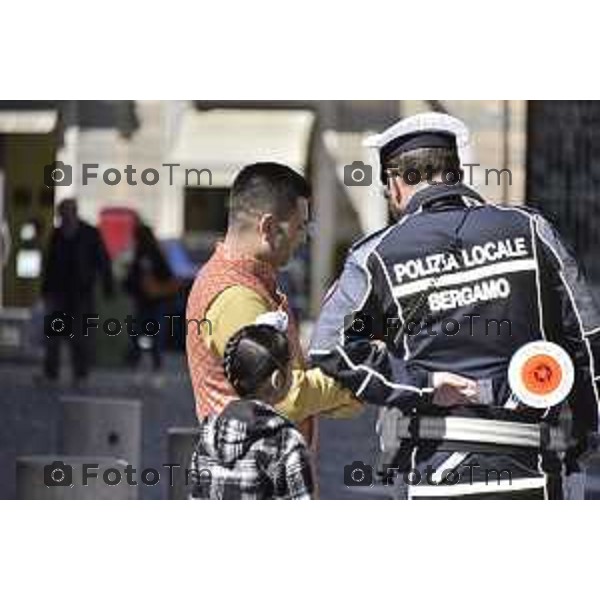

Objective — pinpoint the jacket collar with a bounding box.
[214,241,279,296]
[404,182,485,215]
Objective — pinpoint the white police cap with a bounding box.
[363,112,470,184]
[364,111,469,154]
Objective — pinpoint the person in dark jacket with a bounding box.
[310,112,600,500]
[41,198,114,385]
[123,219,174,371]
[190,319,313,500]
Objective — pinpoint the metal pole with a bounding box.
[502,100,511,205]
[310,102,337,317]
[0,171,6,307]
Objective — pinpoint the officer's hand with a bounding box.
[431,372,479,407]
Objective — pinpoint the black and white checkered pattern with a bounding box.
[190,399,313,500]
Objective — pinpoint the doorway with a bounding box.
[1,133,56,307]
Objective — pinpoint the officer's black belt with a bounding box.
[393,415,568,451]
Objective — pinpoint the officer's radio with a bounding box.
[508,341,575,409]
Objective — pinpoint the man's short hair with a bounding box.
[228,162,311,227]
[384,146,460,184]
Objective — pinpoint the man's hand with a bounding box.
[431,372,479,407]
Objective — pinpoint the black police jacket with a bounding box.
[309,183,600,441]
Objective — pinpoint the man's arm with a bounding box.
[205,285,268,355]
[534,215,600,443]
[205,286,363,423]
[275,367,362,422]
[309,238,433,409]
[309,240,478,408]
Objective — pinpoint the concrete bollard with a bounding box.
[0,307,39,361]
[167,428,199,500]
[59,396,142,468]
[16,455,138,499]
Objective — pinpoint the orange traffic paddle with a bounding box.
[508,341,574,409]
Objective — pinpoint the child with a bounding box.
[190,320,314,500]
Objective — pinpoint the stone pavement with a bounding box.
[0,353,386,500]
[4,353,597,499]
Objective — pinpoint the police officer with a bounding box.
[309,112,600,499]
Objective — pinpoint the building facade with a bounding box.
[0,100,533,316]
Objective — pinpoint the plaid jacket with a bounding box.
[190,399,313,500]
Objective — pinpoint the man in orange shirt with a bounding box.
[186,162,362,454]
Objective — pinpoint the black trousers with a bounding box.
[44,300,94,381]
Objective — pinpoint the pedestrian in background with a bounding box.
[41,198,114,386]
[123,218,177,373]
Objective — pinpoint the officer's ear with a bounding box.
[386,175,405,218]
[387,174,401,199]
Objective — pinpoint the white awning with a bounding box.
[323,130,389,234]
[169,108,315,187]
[0,110,58,133]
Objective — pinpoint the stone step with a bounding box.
[16,455,138,499]
[59,395,143,467]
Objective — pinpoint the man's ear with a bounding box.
[258,213,277,242]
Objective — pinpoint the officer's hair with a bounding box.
[223,324,290,398]
[384,147,460,182]
[228,162,311,229]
